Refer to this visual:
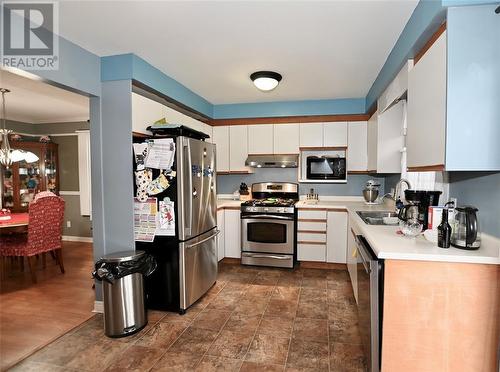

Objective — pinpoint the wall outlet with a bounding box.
[66,220,71,228]
[449,197,458,208]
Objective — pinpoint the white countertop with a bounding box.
[217,196,500,265]
[295,199,500,265]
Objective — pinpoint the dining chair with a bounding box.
[0,191,65,283]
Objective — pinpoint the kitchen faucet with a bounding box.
[381,178,411,210]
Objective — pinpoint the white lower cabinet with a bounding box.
[216,209,225,261]
[347,219,358,303]
[297,243,326,262]
[223,209,241,258]
[297,209,347,264]
[326,212,347,263]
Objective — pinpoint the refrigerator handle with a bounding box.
[184,140,192,235]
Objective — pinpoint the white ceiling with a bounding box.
[58,1,418,105]
[0,70,89,124]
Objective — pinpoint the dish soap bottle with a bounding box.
[437,208,452,248]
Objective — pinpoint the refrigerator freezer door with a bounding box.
[179,228,219,310]
[177,137,217,241]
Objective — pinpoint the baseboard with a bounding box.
[299,261,347,270]
[220,257,241,265]
[62,235,93,243]
[93,300,103,313]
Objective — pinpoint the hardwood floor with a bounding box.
[0,242,95,371]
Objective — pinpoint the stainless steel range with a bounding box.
[240,183,298,268]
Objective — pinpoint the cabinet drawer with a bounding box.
[297,243,326,262]
[298,232,327,243]
[298,210,327,220]
[298,221,327,231]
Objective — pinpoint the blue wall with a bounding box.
[213,98,366,119]
[217,168,385,197]
[365,0,446,109]
[448,172,500,238]
[101,54,213,117]
[28,36,101,97]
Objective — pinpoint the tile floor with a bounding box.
[11,263,366,371]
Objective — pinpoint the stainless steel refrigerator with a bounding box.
[135,134,218,313]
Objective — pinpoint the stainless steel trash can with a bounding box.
[98,251,147,337]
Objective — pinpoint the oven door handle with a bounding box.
[241,215,293,221]
[242,253,290,260]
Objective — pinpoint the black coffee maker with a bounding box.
[399,190,442,231]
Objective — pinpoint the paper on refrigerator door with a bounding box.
[144,138,175,170]
[156,198,175,236]
[134,197,157,242]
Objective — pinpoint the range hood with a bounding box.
[245,154,298,168]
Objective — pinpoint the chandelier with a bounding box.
[0,88,12,168]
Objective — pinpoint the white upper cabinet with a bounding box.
[366,103,404,174]
[248,124,273,154]
[212,126,230,172]
[347,121,368,172]
[204,124,213,143]
[376,101,405,173]
[367,111,378,172]
[407,31,447,169]
[299,123,323,148]
[274,124,300,154]
[229,125,249,172]
[323,122,348,147]
[378,60,413,114]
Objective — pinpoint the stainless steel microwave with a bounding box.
[300,150,347,183]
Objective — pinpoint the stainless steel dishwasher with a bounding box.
[354,234,383,372]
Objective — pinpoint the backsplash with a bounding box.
[216,168,385,196]
[448,172,500,238]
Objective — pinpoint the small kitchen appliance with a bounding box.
[300,149,346,183]
[450,206,481,250]
[240,182,298,268]
[363,180,381,203]
[402,190,442,231]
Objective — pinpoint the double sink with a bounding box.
[356,211,399,225]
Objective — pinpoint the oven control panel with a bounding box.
[241,206,295,214]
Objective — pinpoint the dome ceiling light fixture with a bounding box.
[250,71,282,92]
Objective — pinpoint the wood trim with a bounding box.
[414,22,447,65]
[298,230,327,234]
[132,131,149,138]
[325,208,348,212]
[220,257,241,265]
[298,207,347,212]
[297,241,327,245]
[299,146,347,151]
[220,206,240,211]
[210,113,370,126]
[299,261,347,270]
[216,170,252,175]
[132,80,212,124]
[348,170,371,175]
[247,153,298,156]
[407,164,445,172]
[298,219,327,223]
[366,102,378,118]
[298,208,328,211]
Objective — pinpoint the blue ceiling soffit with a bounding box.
[212,98,366,119]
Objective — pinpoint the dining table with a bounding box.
[0,213,29,229]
